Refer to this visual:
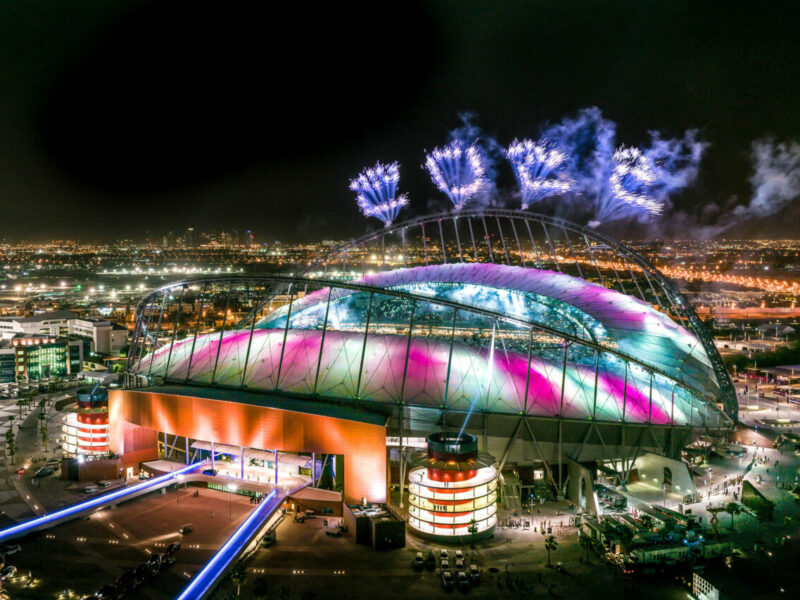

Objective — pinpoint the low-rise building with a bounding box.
[0,311,128,355]
[0,333,83,383]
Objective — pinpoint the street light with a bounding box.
[228,483,237,519]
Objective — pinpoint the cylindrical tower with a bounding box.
[61,385,109,457]
[407,432,497,543]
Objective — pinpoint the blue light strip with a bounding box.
[176,489,279,600]
[0,462,203,543]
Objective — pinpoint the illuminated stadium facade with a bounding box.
[115,210,736,511]
[407,433,498,542]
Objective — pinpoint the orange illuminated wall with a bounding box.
[109,389,387,504]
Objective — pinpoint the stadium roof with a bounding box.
[261,263,718,401]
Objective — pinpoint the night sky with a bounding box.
[1,1,799,242]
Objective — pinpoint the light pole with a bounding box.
[228,483,237,519]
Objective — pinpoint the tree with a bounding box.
[579,533,593,563]
[467,518,478,535]
[5,417,16,465]
[725,502,741,532]
[544,534,558,568]
[38,410,47,452]
[40,424,49,453]
[230,562,247,597]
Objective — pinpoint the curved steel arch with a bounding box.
[312,209,737,420]
[126,274,731,428]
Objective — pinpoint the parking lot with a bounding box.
[211,509,692,600]
[0,485,254,599]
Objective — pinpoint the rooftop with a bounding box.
[135,384,390,427]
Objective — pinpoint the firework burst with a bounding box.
[506,139,573,209]
[600,145,664,224]
[424,140,489,210]
[349,161,408,227]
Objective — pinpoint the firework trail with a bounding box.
[506,138,573,209]
[424,140,489,210]
[349,161,409,227]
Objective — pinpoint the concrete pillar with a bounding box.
[274,449,279,485]
[185,437,189,464]
[240,446,245,479]
[211,440,215,470]
[311,452,316,486]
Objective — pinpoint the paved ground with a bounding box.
[0,378,799,599]
[210,509,692,600]
[2,485,254,599]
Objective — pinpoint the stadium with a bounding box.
[112,209,736,523]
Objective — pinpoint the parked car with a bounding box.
[33,466,54,478]
[413,552,424,571]
[202,469,217,476]
[440,549,448,560]
[0,544,21,556]
[0,565,17,580]
[456,571,470,589]
[425,551,436,571]
[441,558,449,571]
[262,530,277,546]
[83,485,99,494]
[469,564,481,584]
[97,480,112,488]
[455,558,464,570]
[455,550,463,560]
[441,570,454,590]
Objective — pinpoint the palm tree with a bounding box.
[6,417,16,465]
[544,534,558,568]
[468,518,478,535]
[38,412,47,451]
[40,424,49,453]
[230,562,247,597]
[725,502,741,532]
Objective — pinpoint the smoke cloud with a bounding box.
[538,107,707,226]
[734,138,800,219]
